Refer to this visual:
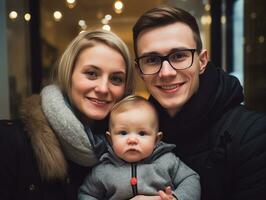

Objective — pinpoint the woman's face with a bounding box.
[70,43,126,121]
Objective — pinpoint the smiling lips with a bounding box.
[87,97,110,105]
[158,82,185,93]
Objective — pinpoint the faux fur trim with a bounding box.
[20,95,68,181]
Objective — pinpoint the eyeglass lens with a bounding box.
[138,49,195,75]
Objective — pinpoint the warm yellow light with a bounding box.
[66,0,75,3]
[53,11,62,21]
[115,9,122,14]
[105,14,112,21]
[114,0,123,14]
[24,13,31,21]
[200,15,212,25]
[102,24,111,31]
[250,12,257,19]
[78,20,86,27]
[101,18,108,24]
[9,11,18,20]
[221,15,226,24]
[204,4,211,12]
[258,36,265,43]
[66,0,76,9]
[114,1,123,10]
[78,20,87,29]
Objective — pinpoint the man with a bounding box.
[132,6,266,200]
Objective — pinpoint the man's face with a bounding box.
[136,22,207,116]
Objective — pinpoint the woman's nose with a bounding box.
[95,79,109,94]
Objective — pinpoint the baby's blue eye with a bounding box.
[119,131,127,136]
[139,131,146,136]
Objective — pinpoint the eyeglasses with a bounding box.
[135,49,196,75]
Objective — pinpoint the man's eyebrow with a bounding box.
[139,51,160,57]
[139,47,194,57]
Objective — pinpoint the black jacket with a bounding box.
[150,62,266,200]
[0,95,91,200]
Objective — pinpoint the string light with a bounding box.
[9,11,18,20]
[201,15,212,25]
[221,15,226,24]
[24,13,31,21]
[204,4,211,12]
[53,11,63,22]
[105,14,112,21]
[101,14,112,25]
[258,36,265,43]
[66,0,76,9]
[78,19,87,30]
[102,24,111,31]
[114,0,124,14]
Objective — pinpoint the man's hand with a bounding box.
[158,186,177,200]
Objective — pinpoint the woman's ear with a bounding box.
[198,49,208,74]
[106,131,112,144]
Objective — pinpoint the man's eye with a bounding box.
[86,71,98,79]
[170,51,189,61]
[143,56,160,65]
[110,75,125,86]
[118,131,127,136]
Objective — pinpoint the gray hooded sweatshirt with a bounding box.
[78,142,200,200]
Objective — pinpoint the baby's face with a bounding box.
[108,105,159,162]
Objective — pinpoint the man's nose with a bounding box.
[158,60,177,78]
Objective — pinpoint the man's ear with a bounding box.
[106,131,112,144]
[198,49,208,74]
[135,61,144,80]
[156,131,163,144]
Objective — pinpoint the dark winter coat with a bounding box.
[0,95,92,200]
[150,62,266,200]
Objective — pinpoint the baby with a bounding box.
[79,95,200,200]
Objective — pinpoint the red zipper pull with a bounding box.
[130,177,138,186]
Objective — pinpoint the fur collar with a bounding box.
[20,95,68,181]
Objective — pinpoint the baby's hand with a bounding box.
[129,195,161,200]
[158,186,177,200]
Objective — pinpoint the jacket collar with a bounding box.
[20,95,68,181]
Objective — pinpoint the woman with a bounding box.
[0,30,134,200]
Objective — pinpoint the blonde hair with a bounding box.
[52,30,135,98]
[109,95,159,131]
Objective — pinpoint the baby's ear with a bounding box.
[106,131,112,144]
[156,131,163,144]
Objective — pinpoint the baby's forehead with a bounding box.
[112,106,150,119]
[117,100,153,111]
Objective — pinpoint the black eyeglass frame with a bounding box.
[135,48,197,75]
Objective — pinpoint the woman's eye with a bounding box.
[110,75,125,86]
[85,71,98,79]
[118,131,127,136]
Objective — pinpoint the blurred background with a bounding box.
[0,0,265,119]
